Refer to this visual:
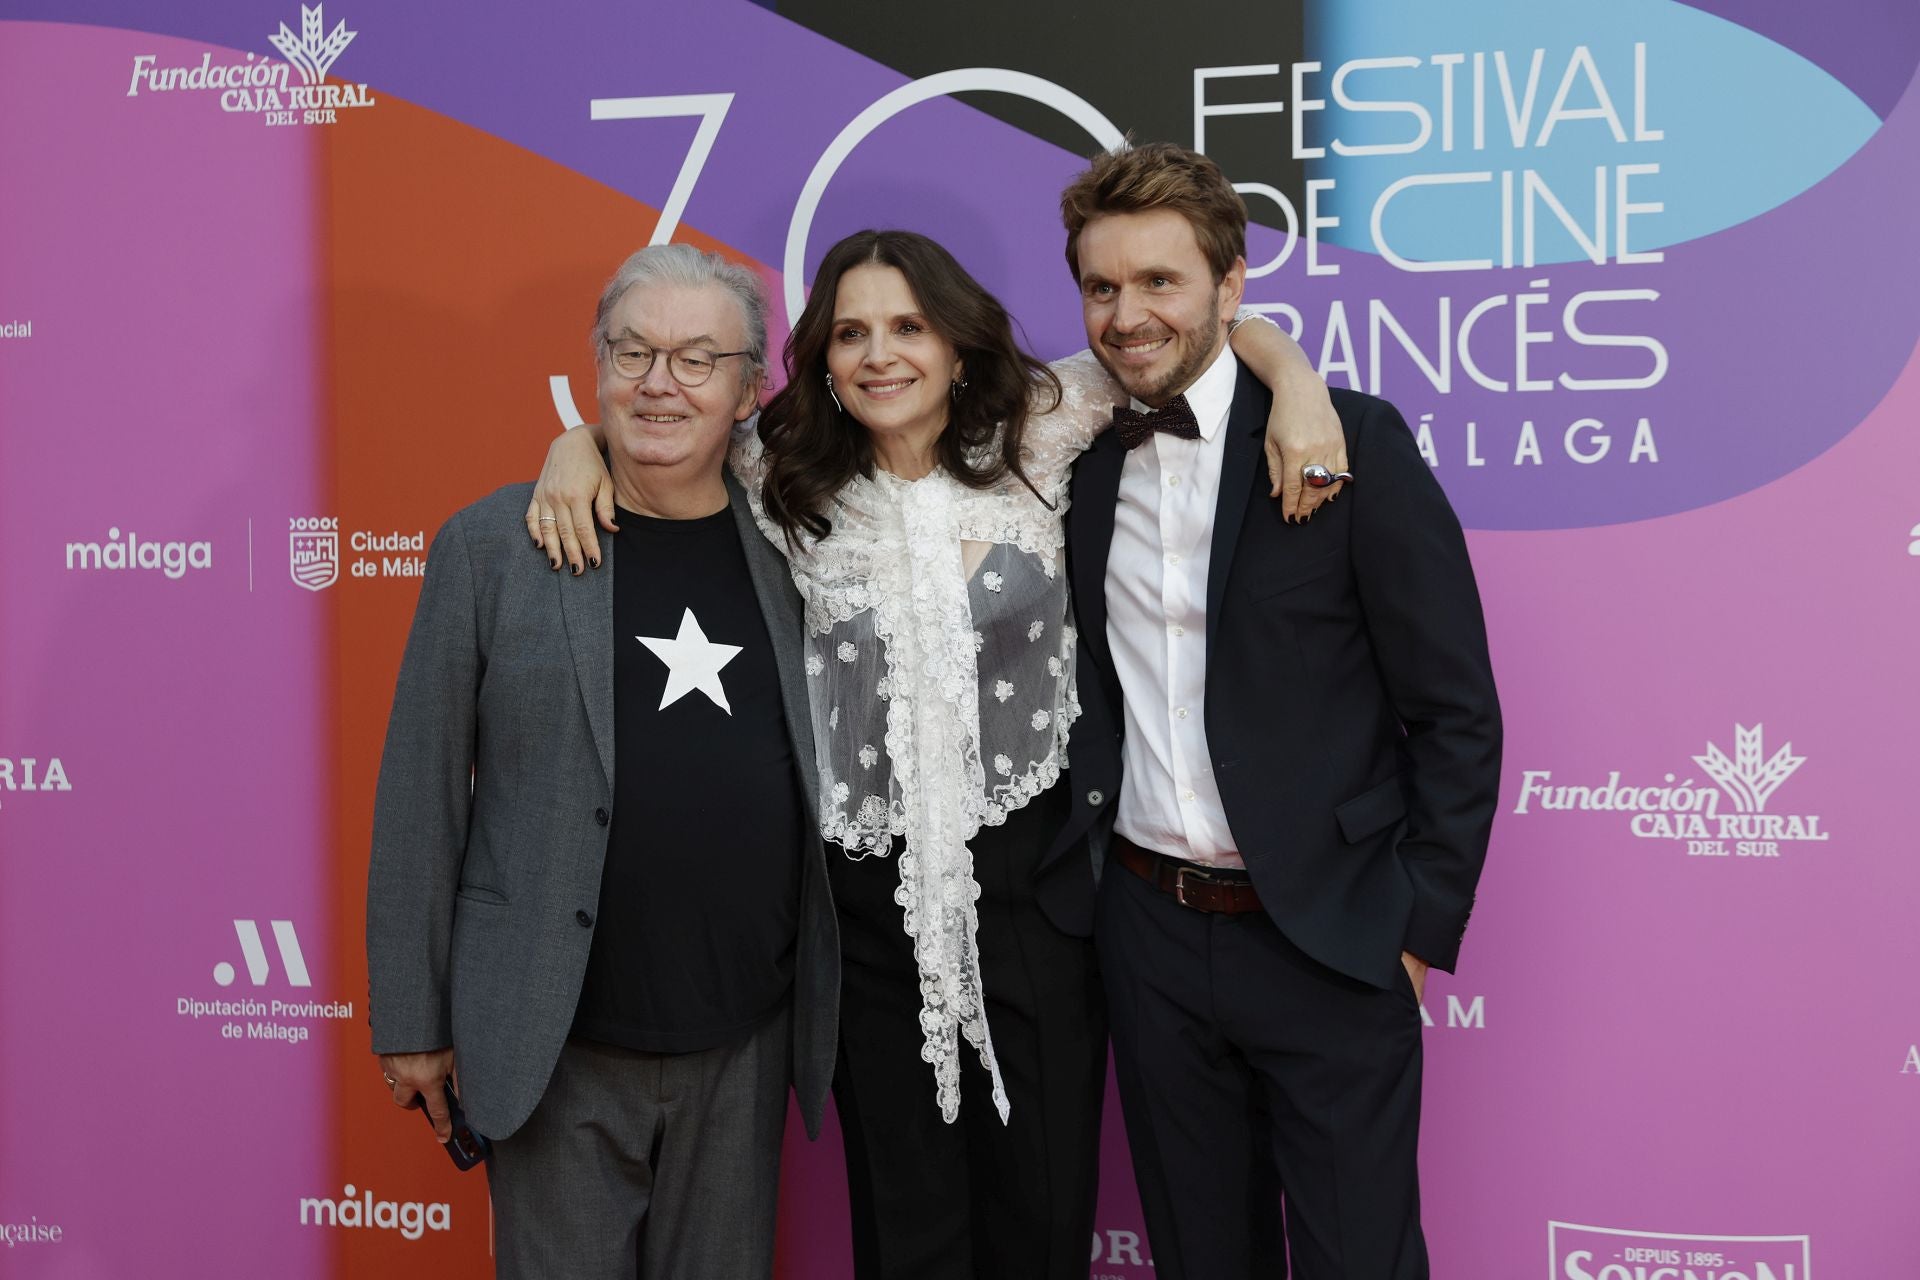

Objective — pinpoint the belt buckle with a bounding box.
[1172,864,1220,908]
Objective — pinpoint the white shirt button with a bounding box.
[1167,554,1181,565]
[1176,707,1189,719]
[1171,625,1185,637]
[1167,474,1180,487]
[1182,789,1196,803]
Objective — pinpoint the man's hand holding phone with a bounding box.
[379,1049,490,1170]
[380,1048,457,1139]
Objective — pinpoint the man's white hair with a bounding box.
[590,243,768,377]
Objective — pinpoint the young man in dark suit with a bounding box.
[1047,142,1503,1280]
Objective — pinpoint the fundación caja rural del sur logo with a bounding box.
[124,3,375,127]
[1512,723,1829,857]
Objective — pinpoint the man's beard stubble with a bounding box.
[1097,287,1227,409]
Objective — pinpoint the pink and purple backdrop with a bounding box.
[2,1,1915,1275]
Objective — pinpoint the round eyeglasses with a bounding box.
[604,337,753,387]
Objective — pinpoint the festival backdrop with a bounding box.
[1,1,1916,1275]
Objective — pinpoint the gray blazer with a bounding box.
[366,476,839,1141]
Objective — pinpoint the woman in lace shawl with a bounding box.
[527,230,1340,1279]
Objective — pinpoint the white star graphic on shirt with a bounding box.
[636,608,743,714]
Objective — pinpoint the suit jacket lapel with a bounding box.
[1069,426,1128,681]
[727,474,821,828]
[1206,363,1267,648]
[559,531,616,794]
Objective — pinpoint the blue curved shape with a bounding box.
[1305,0,1882,265]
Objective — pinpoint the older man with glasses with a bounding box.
[366,243,838,1279]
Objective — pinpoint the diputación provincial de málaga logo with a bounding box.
[1512,723,1829,857]
[125,4,375,126]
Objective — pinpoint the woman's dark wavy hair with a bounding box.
[759,229,1062,543]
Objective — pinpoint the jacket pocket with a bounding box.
[455,882,509,906]
[1334,773,1407,843]
[1245,551,1340,601]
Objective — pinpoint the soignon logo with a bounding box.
[1549,1222,1809,1280]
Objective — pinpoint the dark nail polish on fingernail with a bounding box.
[590,558,600,569]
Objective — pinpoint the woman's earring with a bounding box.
[950,376,969,401]
[825,373,844,413]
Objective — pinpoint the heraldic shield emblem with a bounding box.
[290,528,339,591]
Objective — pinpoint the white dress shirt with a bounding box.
[1106,342,1245,868]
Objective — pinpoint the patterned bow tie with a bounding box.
[1112,395,1201,450]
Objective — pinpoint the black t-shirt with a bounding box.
[571,504,804,1053]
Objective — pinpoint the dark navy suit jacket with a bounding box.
[1038,366,1502,988]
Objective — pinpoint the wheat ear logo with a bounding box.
[1692,724,1805,814]
[269,5,356,85]
[214,920,312,987]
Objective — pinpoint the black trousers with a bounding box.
[1097,859,1428,1280]
[829,781,1106,1280]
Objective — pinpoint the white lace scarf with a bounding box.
[737,350,1122,1121]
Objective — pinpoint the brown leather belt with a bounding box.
[1114,836,1263,914]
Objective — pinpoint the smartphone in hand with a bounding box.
[425,1079,491,1171]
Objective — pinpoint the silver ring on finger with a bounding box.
[538,516,558,524]
[1302,464,1356,488]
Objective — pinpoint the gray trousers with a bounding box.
[487,1003,792,1280]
